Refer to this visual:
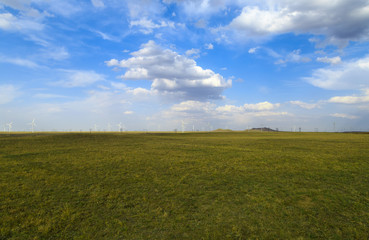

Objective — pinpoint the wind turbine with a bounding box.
[207,122,212,132]
[181,120,185,133]
[117,122,122,132]
[94,124,98,132]
[6,122,13,132]
[29,119,36,133]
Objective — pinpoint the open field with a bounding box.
[1,132,368,239]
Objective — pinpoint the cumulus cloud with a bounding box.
[56,70,105,87]
[305,56,369,90]
[244,101,280,111]
[316,56,342,65]
[222,0,369,45]
[171,100,215,113]
[126,87,153,97]
[0,84,19,104]
[216,101,281,112]
[328,90,369,104]
[106,40,232,100]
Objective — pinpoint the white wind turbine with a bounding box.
[117,122,122,132]
[181,120,185,133]
[29,119,36,133]
[94,124,98,132]
[6,122,13,132]
[207,122,212,132]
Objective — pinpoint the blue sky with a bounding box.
[1,0,369,132]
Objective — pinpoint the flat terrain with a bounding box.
[1,132,368,239]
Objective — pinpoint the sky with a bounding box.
[1,0,369,132]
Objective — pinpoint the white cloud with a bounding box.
[205,43,214,50]
[328,90,369,104]
[243,101,280,111]
[317,56,342,65]
[330,113,359,119]
[305,56,369,90]
[130,18,175,34]
[171,100,215,113]
[275,49,311,65]
[124,110,133,115]
[91,0,105,8]
[185,48,200,58]
[56,70,105,88]
[228,6,296,36]
[127,87,153,96]
[289,100,319,109]
[94,30,120,42]
[216,101,280,112]
[216,104,243,113]
[106,40,231,100]
[0,84,19,104]
[0,56,39,68]
[0,12,44,32]
[222,1,369,45]
[248,47,259,54]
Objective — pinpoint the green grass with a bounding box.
[1,132,368,239]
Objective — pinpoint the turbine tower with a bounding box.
[207,122,211,132]
[181,120,185,133]
[6,122,13,132]
[117,122,122,132]
[29,119,36,133]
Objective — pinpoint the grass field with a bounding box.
[1,132,368,239]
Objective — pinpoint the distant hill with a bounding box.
[248,127,278,132]
[213,129,233,132]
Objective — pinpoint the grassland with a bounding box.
[1,132,368,239]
